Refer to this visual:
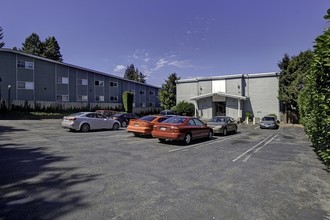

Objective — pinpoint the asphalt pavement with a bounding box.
[0,119,329,220]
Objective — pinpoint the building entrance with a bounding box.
[215,102,226,116]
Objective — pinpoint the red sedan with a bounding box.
[127,115,172,136]
[151,116,213,145]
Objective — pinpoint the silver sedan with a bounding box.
[206,116,237,136]
[61,112,120,132]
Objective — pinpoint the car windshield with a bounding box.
[262,117,275,121]
[209,117,226,122]
[140,116,157,122]
[162,116,187,124]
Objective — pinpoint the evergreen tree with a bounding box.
[0,26,4,48]
[124,64,146,83]
[278,51,313,123]
[158,73,180,109]
[43,36,63,62]
[21,33,43,56]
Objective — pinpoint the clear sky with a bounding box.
[1,0,328,86]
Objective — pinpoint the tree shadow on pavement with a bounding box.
[0,143,100,219]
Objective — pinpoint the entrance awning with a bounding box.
[190,92,247,101]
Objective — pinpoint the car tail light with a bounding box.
[169,126,179,133]
[68,117,76,121]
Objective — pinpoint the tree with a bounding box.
[21,33,63,62]
[43,36,63,62]
[0,26,4,48]
[158,73,180,109]
[124,64,146,83]
[298,8,330,168]
[21,33,43,56]
[278,51,313,123]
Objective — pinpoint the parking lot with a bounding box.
[1,119,330,220]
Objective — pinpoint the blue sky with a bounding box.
[1,0,328,86]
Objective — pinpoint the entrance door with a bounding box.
[215,102,226,116]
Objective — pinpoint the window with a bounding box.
[110,81,118,87]
[77,95,88,102]
[95,96,104,101]
[56,95,69,101]
[149,91,155,95]
[95,80,104,86]
[78,79,88,86]
[17,81,34,90]
[140,102,146,107]
[17,61,34,69]
[140,90,146,95]
[110,96,118,101]
[149,102,155,107]
[57,76,69,84]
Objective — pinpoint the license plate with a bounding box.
[134,123,139,127]
[160,127,166,131]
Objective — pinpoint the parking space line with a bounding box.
[232,134,273,162]
[242,134,278,162]
[168,133,245,153]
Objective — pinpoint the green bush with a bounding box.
[298,9,330,169]
[122,91,134,113]
[171,100,195,116]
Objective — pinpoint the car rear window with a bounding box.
[263,117,275,121]
[140,116,157,122]
[69,112,85,117]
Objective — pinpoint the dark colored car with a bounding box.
[260,116,279,129]
[95,109,118,117]
[111,113,139,127]
[151,116,213,145]
[207,116,237,136]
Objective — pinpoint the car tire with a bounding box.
[208,130,213,139]
[233,126,237,134]
[134,133,140,137]
[223,128,227,136]
[80,123,90,132]
[69,128,75,132]
[158,138,166,143]
[184,133,192,145]
[112,123,119,130]
[121,121,127,127]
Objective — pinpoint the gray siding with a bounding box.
[0,49,161,111]
[245,76,279,118]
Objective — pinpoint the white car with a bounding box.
[62,112,120,132]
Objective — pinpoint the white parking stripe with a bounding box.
[168,133,245,153]
[242,134,278,162]
[232,134,273,162]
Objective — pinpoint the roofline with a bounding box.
[177,72,278,83]
[190,92,247,101]
[0,48,161,89]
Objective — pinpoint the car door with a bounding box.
[96,113,111,129]
[193,118,209,138]
[85,113,98,130]
[187,119,201,139]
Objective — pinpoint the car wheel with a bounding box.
[80,123,90,132]
[233,126,237,134]
[121,121,127,127]
[69,128,75,132]
[223,128,227,136]
[184,133,192,145]
[112,123,119,130]
[158,138,166,143]
[208,130,213,139]
[134,133,140,137]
